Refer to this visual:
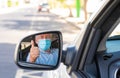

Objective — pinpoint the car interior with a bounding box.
[77,2,120,78]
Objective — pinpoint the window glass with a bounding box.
[106,23,120,53]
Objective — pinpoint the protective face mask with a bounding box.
[38,39,51,51]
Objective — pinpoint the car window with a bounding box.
[106,23,120,53]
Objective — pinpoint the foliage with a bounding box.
[57,0,65,3]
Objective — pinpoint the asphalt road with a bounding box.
[0,6,80,78]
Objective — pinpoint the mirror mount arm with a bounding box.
[61,45,76,66]
[61,45,76,75]
[61,49,67,64]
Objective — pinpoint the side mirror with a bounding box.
[14,31,62,70]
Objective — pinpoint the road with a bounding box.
[0,6,80,78]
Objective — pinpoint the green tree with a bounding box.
[7,0,12,7]
[57,0,65,3]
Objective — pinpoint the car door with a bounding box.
[65,0,120,78]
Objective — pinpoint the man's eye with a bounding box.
[41,36,44,38]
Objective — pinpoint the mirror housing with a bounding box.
[14,31,62,70]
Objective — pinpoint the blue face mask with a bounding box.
[38,39,51,51]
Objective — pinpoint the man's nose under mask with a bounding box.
[38,39,51,51]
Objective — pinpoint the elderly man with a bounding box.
[27,34,58,66]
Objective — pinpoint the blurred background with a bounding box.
[0,0,102,78]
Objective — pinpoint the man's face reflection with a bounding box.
[35,34,52,51]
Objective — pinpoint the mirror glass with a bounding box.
[18,33,60,66]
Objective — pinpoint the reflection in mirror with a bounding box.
[18,33,59,66]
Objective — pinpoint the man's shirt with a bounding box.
[27,49,58,66]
